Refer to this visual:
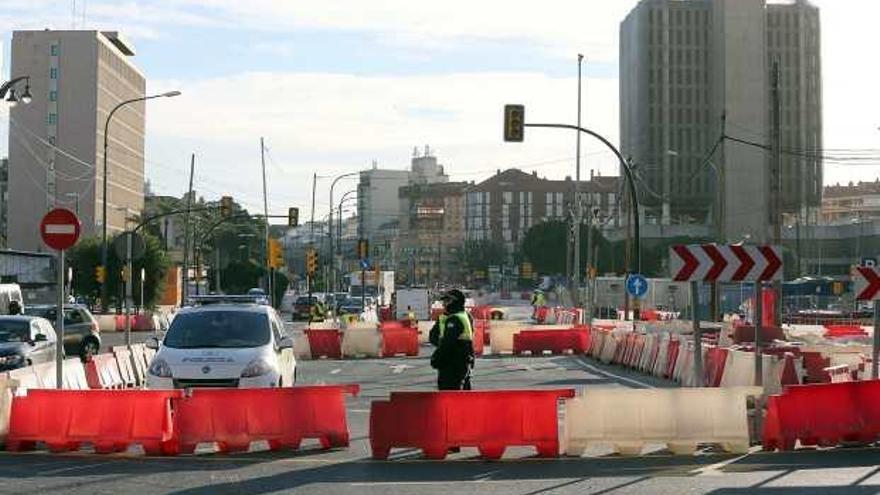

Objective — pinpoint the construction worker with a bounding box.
[429,289,474,390]
[531,289,546,320]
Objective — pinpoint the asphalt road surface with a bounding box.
[3,320,879,494]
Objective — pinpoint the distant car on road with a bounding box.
[292,295,320,321]
[23,304,101,360]
[0,315,58,371]
[336,297,363,316]
[145,303,296,389]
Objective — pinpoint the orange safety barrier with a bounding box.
[85,353,126,389]
[802,352,831,384]
[370,389,575,460]
[512,329,589,355]
[6,389,182,454]
[304,329,342,359]
[174,385,359,454]
[534,306,549,324]
[824,325,868,339]
[763,380,880,451]
[380,323,419,357]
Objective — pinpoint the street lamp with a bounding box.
[100,90,181,308]
[328,171,360,292]
[0,76,32,107]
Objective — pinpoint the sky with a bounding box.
[1,0,878,221]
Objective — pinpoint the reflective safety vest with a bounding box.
[438,312,473,341]
[533,293,546,307]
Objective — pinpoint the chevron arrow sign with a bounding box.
[670,244,783,282]
[854,266,880,301]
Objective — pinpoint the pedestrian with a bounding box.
[406,305,417,328]
[429,289,475,390]
[530,289,546,320]
[7,300,22,315]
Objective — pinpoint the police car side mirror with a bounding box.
[33,334,48,343]
[145,336,160,350]
[278,336,294,349]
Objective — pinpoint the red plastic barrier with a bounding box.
[780,353,800,387]
[378,306,393,322]
[802,351,832,384]
[473,320,487,356]
[705,347,728,387]
[6,389,182,454]
[512,329,588,355]
[763,380,880,451]
[824,325,868,339]
[370,389,574,460]
[132,313,156,331]
[84,353,126,389]
[114,314,126,331]
[380,323,419,357]
[732,325,786,344]
[641,309,660,321]
[534,307,549,324]
[304,329,342,359]
[174,385,359,454]
[665,339,680,378]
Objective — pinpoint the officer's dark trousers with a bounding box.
[437,366,471,390]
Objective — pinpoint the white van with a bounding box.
[0,284,24,315]
[145,303,296,389]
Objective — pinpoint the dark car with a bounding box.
[336,298,364,315]
[0,316,58,371]
[24,304,101,359]
[292,296,320,321]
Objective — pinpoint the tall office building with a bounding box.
[620,0,821,243]
[7,30,146,251]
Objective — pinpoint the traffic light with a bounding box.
[357,238,369,259]
[268,238,284,269]
[306,248,318,275]
[220,196,233,218]
[288,207,299,227]
[503,104,525,142]
[95,265,106,283]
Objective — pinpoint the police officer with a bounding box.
[531,289,546,319]
[429,289,474,390]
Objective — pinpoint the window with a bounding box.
[49,90,57,102]
[47,113,57,125]
[49,67,58,79]
[50,44,59,56]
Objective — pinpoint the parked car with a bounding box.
[145,303,296,389]
[0,315,58,371]
[23,304,101,359]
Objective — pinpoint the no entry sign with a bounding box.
[40,208,81,251]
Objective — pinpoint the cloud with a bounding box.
[144,70,622,214]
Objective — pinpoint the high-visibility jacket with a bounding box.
[532,293,546,307]
[438,311,473,342]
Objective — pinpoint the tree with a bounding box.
[521,220,612,277]
[459,240,507,272]
[68,233,171,311]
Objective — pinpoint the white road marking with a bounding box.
[390,364,411,374]
[689,447,761,476]
[330,369,342,375]
[39,460,118,476]
[573,357,656,389]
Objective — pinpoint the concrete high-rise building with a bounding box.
[357,146,450,240]
[7,30,146,251]
[620,0,821,243]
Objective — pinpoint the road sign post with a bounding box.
[854,266,880,379]
[40,208,81,389]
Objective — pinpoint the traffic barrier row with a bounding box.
[563,387,761,455]
[370,389,574,460]
[301,322,423,359]
[5,358,90,394]
[380,322,419,358]
[487,322,577,355]
[94,312,168,332]
[763,380,880,451]
[4,385,359,455]
[824,324,869,339]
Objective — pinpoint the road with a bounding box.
[2,318,879,494]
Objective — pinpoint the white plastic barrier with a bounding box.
[563,386,761,456]
[417,321,434,345]
[341,325,382,357]
[95,314,118,332]
[62,358,89,390]
[652,334,671,377]
[719,349,784,395]
[599,333,620,364]
[307,320,341,330]
[32,361,57,389]
[638,334,658,373]
[293,336,311,360]
[0,378,17,445]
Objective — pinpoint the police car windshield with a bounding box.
[163,310,270,349]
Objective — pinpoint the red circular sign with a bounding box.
[40,208,81,250]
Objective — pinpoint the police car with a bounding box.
[145,300,296,389]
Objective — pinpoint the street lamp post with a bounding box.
[328,171,360,292]
[0,76,33,106]
[100,90,181,310]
